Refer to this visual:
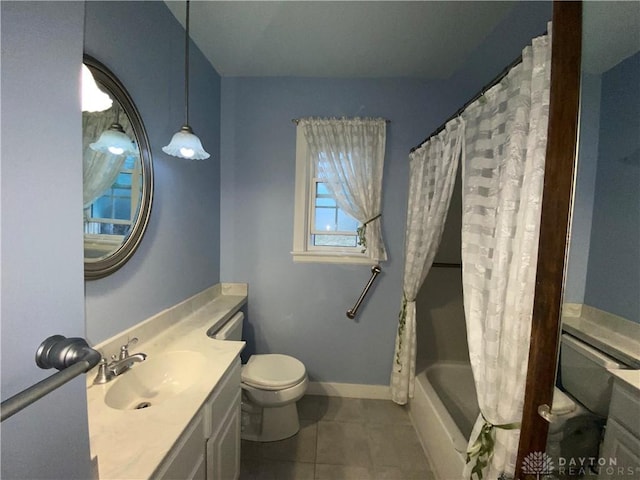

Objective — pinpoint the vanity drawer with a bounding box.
[609,379,640,439]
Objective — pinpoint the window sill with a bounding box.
[291,251,373,265]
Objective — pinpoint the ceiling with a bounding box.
[582,1,640,74]
[164,1,516,79]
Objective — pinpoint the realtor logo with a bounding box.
[522,451,555,479]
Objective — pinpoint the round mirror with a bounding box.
[83,55,153,279]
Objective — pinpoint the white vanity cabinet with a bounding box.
[153,358,241,480]
[153,414,207,480]
[204,359,241,480]
[599,375,640,479]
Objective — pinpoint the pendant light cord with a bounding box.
[184,0,190,126]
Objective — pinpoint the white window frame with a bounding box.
[84,155,141,236]
[292,127,370,264]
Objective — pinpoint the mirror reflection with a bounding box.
[564,1,639,329]
[83,56,153,279]
[548,1,639,470]
[83,100,141,259]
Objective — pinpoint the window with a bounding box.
[312,182,360,247]
[292,126,370,264]
[84,155,141,237]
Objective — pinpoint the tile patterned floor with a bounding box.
[240,395,436,480]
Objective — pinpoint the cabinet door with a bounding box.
[154,414,206,480]
[206,391,241,480]
[205,359,241,438]
[599,417,640,479]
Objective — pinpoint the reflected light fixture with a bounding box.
[163,0,210,160]
[82,64,113,112]
[90,107,136,156]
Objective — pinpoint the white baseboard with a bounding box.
[306,381,391,399]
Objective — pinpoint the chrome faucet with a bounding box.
[93,338,147,384]
[108,353,147,376]
[118,336,139,360]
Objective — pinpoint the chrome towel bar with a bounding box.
[347,265,382,319]
[1,335,101,422]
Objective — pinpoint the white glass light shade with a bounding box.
[90,123,136,156]
[82,64,113,112]
[162,125,210,160]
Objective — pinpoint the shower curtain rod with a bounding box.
[291,118,391,125]
[410,53,523,153]
[432,262,461,268]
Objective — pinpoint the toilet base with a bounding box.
[241,402,300,442]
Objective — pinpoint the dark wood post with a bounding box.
[515,2,582,478]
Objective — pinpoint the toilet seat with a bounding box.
[552,387,577,415]
[242,354,306,391]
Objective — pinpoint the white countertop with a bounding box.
[562,303,640,369]
[86,288,246,479]
[609,368,640,392]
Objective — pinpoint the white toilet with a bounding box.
[546,333,626,473]
[209,312,308,442]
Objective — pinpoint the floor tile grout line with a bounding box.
[313,408,319,479]
[240,395,431,479]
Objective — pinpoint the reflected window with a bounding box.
[84,155,141,237]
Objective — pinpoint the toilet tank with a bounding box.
[208,311,244,340]
[560,333,625,417]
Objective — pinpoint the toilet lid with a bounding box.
[242,354,306,390]
[552,387,577,415]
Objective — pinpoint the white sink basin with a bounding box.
[105,351,208,410]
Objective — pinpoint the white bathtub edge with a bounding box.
[409,372,467,480]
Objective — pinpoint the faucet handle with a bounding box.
[119,337,139,360]
[93,358,112,385]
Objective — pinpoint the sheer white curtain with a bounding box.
[300,117,387,261]
[390,118,464,404]
[82,110,131,208]
[461,29,552,479]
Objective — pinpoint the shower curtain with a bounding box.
[390,119,464,405]
[389,23,552,479]
[462,29,552,479]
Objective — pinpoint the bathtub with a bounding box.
[408,362,480,480]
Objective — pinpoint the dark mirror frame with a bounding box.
[83,55,154,280]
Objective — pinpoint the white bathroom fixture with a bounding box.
[546,333,626,466]
[81,64,112,112]
[89,120,136,156]
[209,312,308,442]
[163,0,210,160]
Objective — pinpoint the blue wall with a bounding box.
[564,73,601,304]
[1,2,91,478]
[220,2,551,384]
[83,1,222,343]
[584,52,640,322]
[221,78,455,384]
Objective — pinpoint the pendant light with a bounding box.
[82,64,112,112]
[163,0,210,160]
[90,106,136,156]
